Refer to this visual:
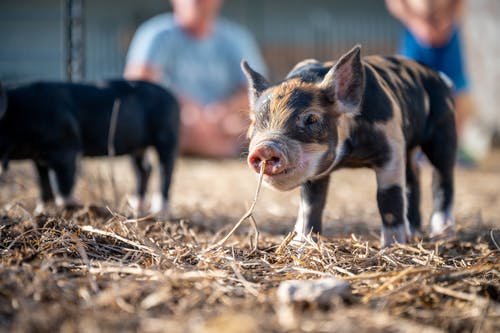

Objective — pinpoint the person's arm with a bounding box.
[203,86,250,135]
[207,23,266,132]
[195,22,265,138]
[123,63,161,82]
[386,0,419,25]
[123,16,169,83]
[386,0,464,46]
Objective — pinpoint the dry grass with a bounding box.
[0,156,499,332]
[1,201,499,332]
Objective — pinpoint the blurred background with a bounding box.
[0,0,499,152]
[0,0,401,83]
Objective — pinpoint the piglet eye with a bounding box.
[304,113,321,126]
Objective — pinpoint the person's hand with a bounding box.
[177,91,250,157]
[179,97,204,126]
[203,102,249,136]
[385,0,462,47]
[411,18,455,46]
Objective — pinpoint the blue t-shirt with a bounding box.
[126,13,267,106]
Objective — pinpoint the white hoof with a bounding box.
[150,193,170,219]
[127,195,147,216]
[381,224,408,248]
[430,211,455,239]
[34,201,46,215]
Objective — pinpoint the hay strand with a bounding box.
[80,225,157,255]
[205,162,266,251]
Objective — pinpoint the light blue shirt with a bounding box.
[126,13,267,106]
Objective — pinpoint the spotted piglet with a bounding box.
[242,45,457,247]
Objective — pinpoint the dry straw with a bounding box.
[0,167,499,332]
[205,161,266,252]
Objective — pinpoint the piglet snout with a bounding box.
[248,142,287,175]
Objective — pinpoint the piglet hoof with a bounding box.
[292,216,321,245]
[127,195,148,217]
[381,224,408,248]
[290,232,307,247]
[34,201,47,215]
[429,212,455,240]
[290,230,321,249]
[150,193,170,220]
[34,200,57,215]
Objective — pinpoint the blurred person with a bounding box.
[124,0,267,158]
[386,0,479,165]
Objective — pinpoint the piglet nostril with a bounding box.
[269,156,280,165]
[249,155,263,170]
[247,143,286,175]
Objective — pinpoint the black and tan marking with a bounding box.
[242,45,456,247]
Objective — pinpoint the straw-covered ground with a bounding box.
[1,150,499,333]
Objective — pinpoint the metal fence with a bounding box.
[0,0,399,83]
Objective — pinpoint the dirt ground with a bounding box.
[1,149,499,332]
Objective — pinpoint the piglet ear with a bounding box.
[0,83,6,119]
[241,60,269,109]
[319,45,365,115]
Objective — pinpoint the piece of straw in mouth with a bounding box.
[206,161,266,251]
